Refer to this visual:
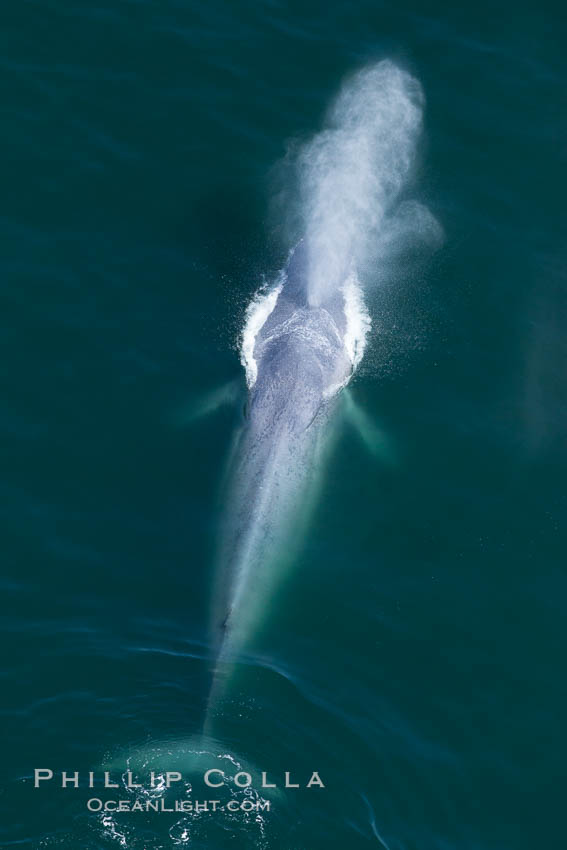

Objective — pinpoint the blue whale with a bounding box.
[100,62,436,802]
[208,242,365,685]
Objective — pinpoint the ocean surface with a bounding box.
[1,1,566,848]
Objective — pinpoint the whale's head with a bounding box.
[240,240,369,437]
[249,302,351,435]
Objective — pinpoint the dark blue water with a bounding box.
[1,1,566,848]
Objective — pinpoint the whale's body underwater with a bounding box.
[209,242,362,675]
[202,57,443,720]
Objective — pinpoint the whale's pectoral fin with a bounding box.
[342,389,397,465]
[167,378,242,427]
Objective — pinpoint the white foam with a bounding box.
[322,270,372,399]
[239,275,284,388]
[343,270,371,370]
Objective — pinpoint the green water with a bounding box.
[1,1,566,848]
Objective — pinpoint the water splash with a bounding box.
[240,273,284,388]
[343,270,372,371]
